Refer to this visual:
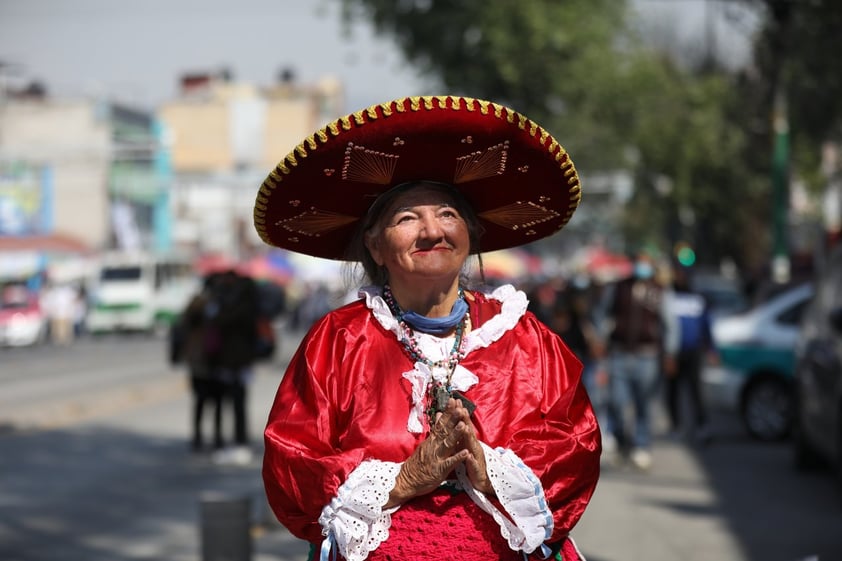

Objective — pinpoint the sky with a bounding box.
[0,0,757,113]
[0,0,430,111]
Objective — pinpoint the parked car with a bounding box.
[702,282,813,441]
[792,245,842,496]
[0,283,47,347]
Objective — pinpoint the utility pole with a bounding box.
[771,89,790,282]
[767,0,793,283]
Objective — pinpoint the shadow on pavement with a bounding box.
[0,425,309,561]
[683,417,842,561]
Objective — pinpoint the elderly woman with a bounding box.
[256,96,600,561]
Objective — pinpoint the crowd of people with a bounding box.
[526,249,719,472]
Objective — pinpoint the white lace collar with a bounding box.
[359,284,528,433]
[359,283,528,352]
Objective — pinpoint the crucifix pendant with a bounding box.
[435,386,450,413]
[428,385,476,424]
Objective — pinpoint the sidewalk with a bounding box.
[573,435,745,561]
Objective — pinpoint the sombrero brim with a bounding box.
[254,95,581,261]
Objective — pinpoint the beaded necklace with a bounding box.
[382,284,473,424]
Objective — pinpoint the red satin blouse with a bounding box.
[262,288,600,552]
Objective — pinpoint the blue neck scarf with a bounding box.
[384,285,469,335]
[402,298,469,335]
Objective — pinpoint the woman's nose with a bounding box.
[419,214,444,238]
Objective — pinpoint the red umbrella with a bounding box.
[193,253,237,276]
[584,247,632,282]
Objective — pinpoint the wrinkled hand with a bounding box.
[460,413,494,496]
[386,398,471,507]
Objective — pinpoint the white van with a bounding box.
[85,252,197,334]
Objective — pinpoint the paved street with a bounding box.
[1,330,840,561]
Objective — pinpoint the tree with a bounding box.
[335,0,787,271]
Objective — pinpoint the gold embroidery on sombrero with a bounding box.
[342,143,399,185]
[453,141,509,184]
[380,102,393,117]
[366,106,378,120]
[478,201,561,231]
[277,208,357,237]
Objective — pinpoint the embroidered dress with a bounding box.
[263,285,600,561]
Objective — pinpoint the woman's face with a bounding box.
[365,185,470,285]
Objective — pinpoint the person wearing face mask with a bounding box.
[256,96,600,561]
[602,250,668,470]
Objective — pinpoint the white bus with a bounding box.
[85,252,198,334]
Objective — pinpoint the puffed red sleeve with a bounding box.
[466,307,601,544]
[261,312,368,544]
[517,316,600,542]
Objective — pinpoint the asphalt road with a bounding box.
[1,331,840,561]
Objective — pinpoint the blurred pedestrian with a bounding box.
[72,284,88,338]
[526,277,564,327]
[554,281,612,453]
[604,249,668,470]
[662,263,718,445]
[170,274,225,453]
[42,281,78,346]
[207,270,260,464]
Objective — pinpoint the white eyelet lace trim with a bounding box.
[317,460,400,561]
[359,284,528,433]
[456,442,553,553]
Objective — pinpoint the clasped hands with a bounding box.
[386,397,493,508]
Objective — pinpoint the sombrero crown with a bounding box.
[254,95,581,260]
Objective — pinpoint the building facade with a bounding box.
[159,72,345,259]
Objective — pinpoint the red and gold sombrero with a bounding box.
[253,95,581,261]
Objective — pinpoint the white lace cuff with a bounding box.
[456,442,553,553]
[317,460,401,561]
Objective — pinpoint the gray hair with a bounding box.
[343,181,486,287]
